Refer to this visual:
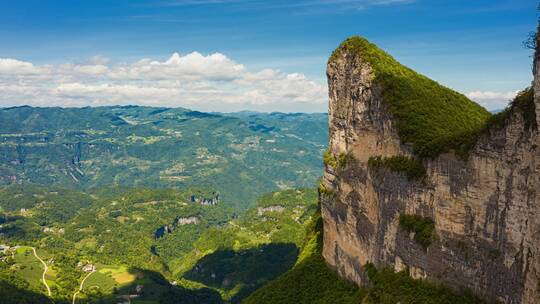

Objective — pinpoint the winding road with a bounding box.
[30,247,52,297]
[72,269,96,304]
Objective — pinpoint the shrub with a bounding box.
[368,155,426,181]
[318,182,334,197]
[399,214,435,248]
[336,152,353,169]
[324,150,354,170]
[323,149,337,168]
[364,264,487,304]
[484,87,536,132]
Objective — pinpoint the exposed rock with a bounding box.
[321,36,540,304]
[257,205,285,216]
[155,216,201,239]
[177,216,200,225]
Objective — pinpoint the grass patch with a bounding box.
[368,155,426,181]
[83,271,117,293]
[11,246,45,291]
[99,265,138,286]
[399,214,436,249]
[330,37,491,158]
[114,271,138,285]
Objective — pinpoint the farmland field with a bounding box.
[12,246,46,291]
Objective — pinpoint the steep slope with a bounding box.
[321,36,540,304]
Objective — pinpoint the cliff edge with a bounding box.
[321,36,540,304]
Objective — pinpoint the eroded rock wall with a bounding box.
[321,42,540,303]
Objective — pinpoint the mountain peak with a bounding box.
[329,36,491,158]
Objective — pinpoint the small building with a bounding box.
[0,244,10,253]
[82,264,96,272]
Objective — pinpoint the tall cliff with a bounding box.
[321,36,540,304]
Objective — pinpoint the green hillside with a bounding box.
[243,211,365,304]
[0,186,319,303]
[330,37,491,158]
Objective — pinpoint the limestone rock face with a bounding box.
[321,38,540,303]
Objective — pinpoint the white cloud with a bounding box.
[466,90,519,110]
[0,52,328,112]
[107,52,245,81]
[466,90,518,101]
[0,58,42,75]
[73,64,109,75]
[0,54,523,113]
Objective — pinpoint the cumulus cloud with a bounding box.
[73,64,109,75]
[0,52,328,112]
[0,58,42,75]
[466,90,519,111]
[107,52,245,81]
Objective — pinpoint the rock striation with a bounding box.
[320,36,540,304]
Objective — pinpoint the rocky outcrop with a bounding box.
[257,205,285,215]
[321,36,540,303]
[155,216,201,239]
[177,216,200,225]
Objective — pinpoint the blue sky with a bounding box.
[0,0,537,112]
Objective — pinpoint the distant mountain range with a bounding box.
[0,106,328,209]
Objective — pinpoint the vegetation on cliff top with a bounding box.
[368,155,426,181]
[330,36,492,158]
[485,87,536,132]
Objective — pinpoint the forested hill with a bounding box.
[0,186,320,303]
[0,106,327,209]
